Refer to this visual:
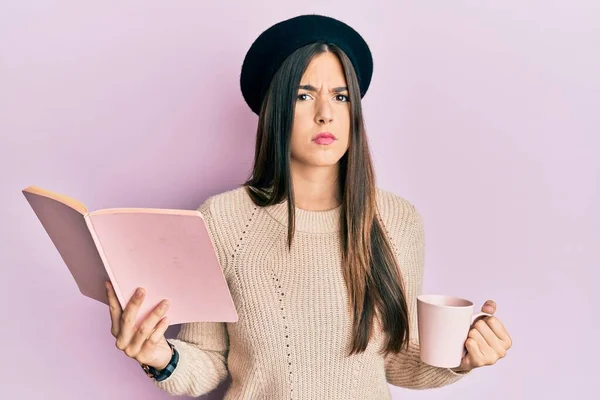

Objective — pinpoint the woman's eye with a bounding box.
[297,93,349,102]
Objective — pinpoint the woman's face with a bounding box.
[290,51,351,168]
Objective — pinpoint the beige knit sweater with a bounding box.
[152,186,471,399]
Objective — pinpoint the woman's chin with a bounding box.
[308,157,344,167]
[291,153,344,168]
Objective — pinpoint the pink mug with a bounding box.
[417,294,492,368]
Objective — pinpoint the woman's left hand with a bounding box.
[451,300,512,373]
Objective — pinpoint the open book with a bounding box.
[22,185,238,326]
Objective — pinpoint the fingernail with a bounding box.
[136,288,143,298]
[161,300,170,309]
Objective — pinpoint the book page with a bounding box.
[22,190,111,305]
[86,210,238,326]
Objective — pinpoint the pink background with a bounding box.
[1,1,598,399]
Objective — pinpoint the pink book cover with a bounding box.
[22,185,238,327]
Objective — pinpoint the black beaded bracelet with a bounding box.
[140,340,179,382]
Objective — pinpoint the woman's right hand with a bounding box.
[106,281,173,370]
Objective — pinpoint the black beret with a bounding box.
[240,14,374,115]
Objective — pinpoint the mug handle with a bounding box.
[461,311,493,358]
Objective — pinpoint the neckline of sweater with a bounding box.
[263,200,342,234]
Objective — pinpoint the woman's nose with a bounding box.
[315,101,333,124]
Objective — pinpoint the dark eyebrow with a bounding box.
[298,84,348,93]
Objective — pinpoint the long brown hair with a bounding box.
[243,43,410,357]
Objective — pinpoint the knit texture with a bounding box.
[153,186,471,399]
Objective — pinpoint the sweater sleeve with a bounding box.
[383,205,472,389]
[152,196,231,396]
[152,322,229,395]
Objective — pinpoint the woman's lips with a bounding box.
[314,137,335,145]
[312,132,336,145]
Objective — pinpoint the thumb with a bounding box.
[482,300,496,314]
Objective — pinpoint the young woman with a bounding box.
[105,14,511,399]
